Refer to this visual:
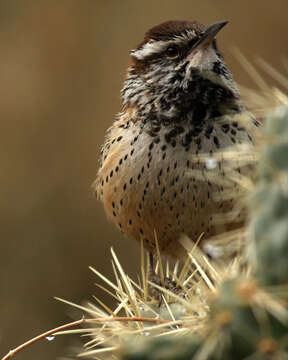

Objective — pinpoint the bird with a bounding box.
[94,20,259,264]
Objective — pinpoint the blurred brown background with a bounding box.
[0,0,287,359]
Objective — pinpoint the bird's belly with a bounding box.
[99,125,249,257]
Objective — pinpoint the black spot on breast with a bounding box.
[205,124,214,138]
[213,136,220,149]
[147,129,158,137]
[195,137,202,150]
[221,124,230,133]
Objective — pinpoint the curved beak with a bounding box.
[187,20,228,57]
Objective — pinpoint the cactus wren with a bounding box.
[94,20,258,260]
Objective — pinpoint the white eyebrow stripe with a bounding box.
[131,40,170,59]
[131,30,196,60]
[173,29,196,41]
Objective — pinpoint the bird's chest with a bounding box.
[97,118,249,254]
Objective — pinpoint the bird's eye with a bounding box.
[166,46,179,58]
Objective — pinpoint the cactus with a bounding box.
[250,105,288,287]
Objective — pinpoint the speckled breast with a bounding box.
[96,115,255,258]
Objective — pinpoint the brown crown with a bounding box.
[142,20,206,44]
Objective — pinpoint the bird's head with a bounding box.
[122,20,240,120]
